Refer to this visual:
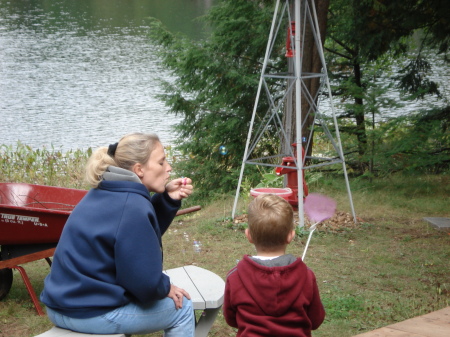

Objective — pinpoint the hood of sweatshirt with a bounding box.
[98,166,151,201]
[236,254,309,317]
[102,166,142,183]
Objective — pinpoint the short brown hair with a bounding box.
[247,194,294,249]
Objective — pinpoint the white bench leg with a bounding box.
[194,307,221,337]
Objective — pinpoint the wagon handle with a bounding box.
[175,205,201,217]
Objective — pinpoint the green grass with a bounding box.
[1,145,449,336]
[0,142,91,189]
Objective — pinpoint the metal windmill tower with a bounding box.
[232,0,356,226]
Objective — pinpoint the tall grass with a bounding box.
[0,144,449,337]
[0,142,91,189]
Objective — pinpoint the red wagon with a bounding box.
[0,183,87,315]
[0,182,200,315]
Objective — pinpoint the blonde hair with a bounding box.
[85,132,160,188]
[247,194,294,249]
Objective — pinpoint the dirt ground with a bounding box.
[233,210,364,232]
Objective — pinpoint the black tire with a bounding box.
[0,268,13,300]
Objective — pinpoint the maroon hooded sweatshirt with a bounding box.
[223,254,325,337]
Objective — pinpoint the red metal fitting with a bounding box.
[275,143,308,209]
[285,21,295,58]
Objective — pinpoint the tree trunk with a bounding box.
[353,62,367,157]
[283,0,330,158]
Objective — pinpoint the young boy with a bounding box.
[223,194,325,337]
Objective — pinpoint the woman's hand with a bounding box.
[167,284,191,309]
[166,177,193,201]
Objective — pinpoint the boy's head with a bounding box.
[247,194,295,250]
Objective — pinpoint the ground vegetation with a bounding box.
[0,146,449,337]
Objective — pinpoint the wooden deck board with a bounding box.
[353,307,450,337]
[354,327,424,337]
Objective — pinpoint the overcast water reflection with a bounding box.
[1,1,447,153]
[0,0,214,152]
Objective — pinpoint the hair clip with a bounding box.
[107,142,118,157]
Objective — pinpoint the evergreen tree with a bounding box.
[325,0,448,169]
[149,0,281,199]
[150,0,449,197]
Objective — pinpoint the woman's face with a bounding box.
[136,142,172,193]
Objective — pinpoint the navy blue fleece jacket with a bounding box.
[40,179,181,318]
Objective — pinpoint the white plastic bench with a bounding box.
[165,265,225,337]
[35,265,225,337]
[35,328,127,337]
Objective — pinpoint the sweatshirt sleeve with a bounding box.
[307,270,326,330]
[114,194,171,303]
[223,271,238,328]
[150,191,181,235]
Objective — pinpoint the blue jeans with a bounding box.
[46,297,195,337]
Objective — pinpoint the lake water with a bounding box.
[1,0,448,153]
[0,0,215,152]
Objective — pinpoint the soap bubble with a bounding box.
[219,145,228,155]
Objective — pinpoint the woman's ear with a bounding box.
[132,163,144,178]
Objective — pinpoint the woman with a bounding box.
[41,133,195,336]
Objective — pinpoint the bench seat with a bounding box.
[35,327,127,337]
[35,265,225,337]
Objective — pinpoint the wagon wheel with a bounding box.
[0,268,13,300]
